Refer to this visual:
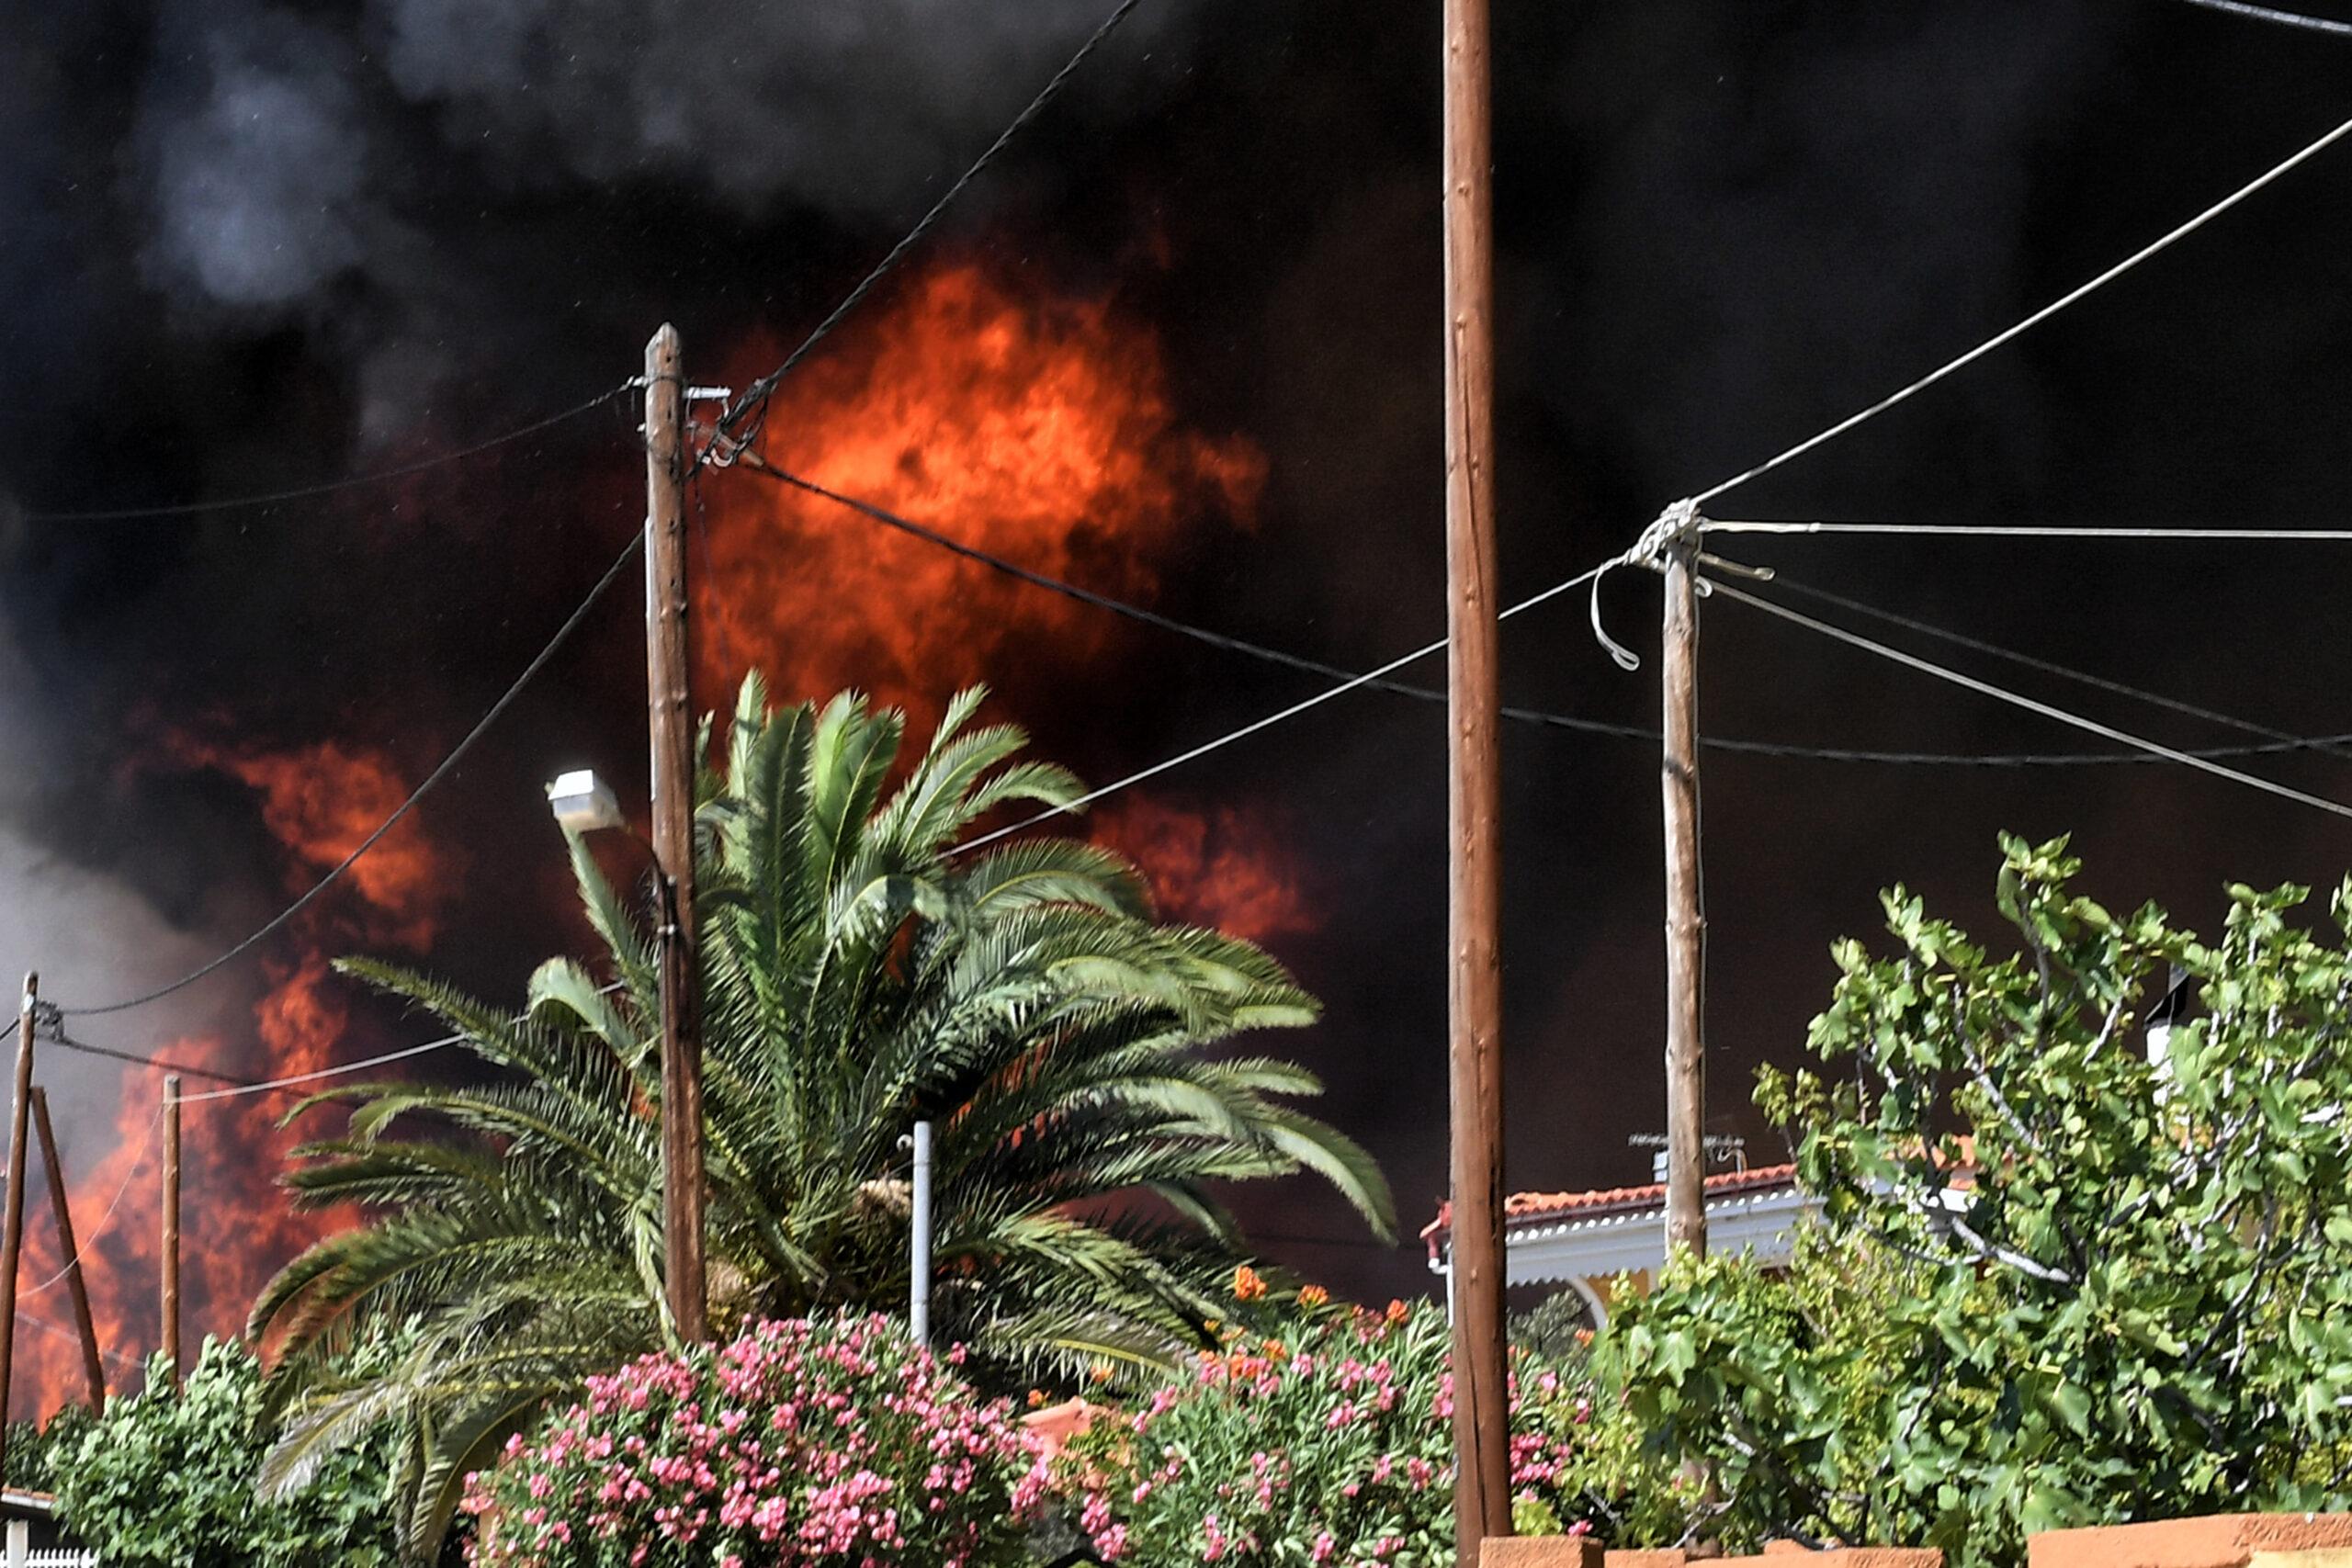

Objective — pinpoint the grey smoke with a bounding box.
[368,0,1179,218]
[139,8,373,310]
[132,0,1183,324]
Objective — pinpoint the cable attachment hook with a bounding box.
[28,1000,63,1042]
[690,421,748,469]
[1590,499,1704,672]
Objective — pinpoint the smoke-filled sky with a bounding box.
[5,0,2352,1407]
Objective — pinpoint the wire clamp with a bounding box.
[1590,500,1704,671]
[691,421,751,469]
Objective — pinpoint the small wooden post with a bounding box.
[162,1075,181,1390]
[0,978,38,1468]
[1661,540,1708,1259]
[29,1089,104,1407]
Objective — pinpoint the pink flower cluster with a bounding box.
[463,1314,1044,1568]
[1054,1297,1590,1566]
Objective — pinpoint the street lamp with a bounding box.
[546,770,625,835]
[546,766,707,1339]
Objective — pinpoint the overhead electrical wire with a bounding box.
[2169,0,2352,38]
[169,979,633,1105]
[18,383,636,523]
[748,457,2352,770]
[42,1015,256,1088]
[51,531,644,1020]
[1703,520,2352,540]
[19,1100,167,1301]
[698,0,1148,475]
[171,1029,473,1105]
[16,1309,139,1372]
[1751,570,2352,763]
[1703,574,2352,823]
[953,558,1613,854]
[1688,109,2352,510]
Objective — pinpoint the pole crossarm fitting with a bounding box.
[1590,502,1778,671]
[1590,501,1705,671]
[1623,498,1706,573]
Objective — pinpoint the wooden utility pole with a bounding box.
[0,977,35,1465]
[162,1075,181,1390]
[30,1089,104,1407]
[1660,538,1708,1258]
[643,324,707,1340]
[1442,0,1510,1560]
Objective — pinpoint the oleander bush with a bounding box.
[1052,1278,1594,1566]
[461,1314,1043,1568]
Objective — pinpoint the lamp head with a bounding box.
[546,770,625,834]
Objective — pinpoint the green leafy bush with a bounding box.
[1594,837,2352,1566]
[1054,1287,1593,1565]
[52,1338,400,1567]
[462,1314,1042,1568]
[4,1403,96,1495]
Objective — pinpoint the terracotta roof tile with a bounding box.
[1420,1162,1801,1247]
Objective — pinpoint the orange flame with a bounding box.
[701,260,1264,715]
[164,736,459,948]
[1092,796,1317,944]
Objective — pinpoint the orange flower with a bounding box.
[1385,1298,1410,1325]
[1090,1363,1114,1385]
[1263,1337,1289,1361]
[1232,1264,1268,1302]
[1296,1284,1330,1309]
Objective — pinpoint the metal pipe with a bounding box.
[910,1119,933,1347]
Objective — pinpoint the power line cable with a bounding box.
[1703,574,2352,822]
[953,559,1617,853]
[1754,570,2352,762]
[171,1029,470,1105]
[1704,520,2352,540]
[1689,111,2352,509]
[698,0,1147,474]
[173,979,630,1105]
[745,458,2352,769]
[2169,0,2352,38]
[53,529,644,1019]
[40,1013,254,1088]
[20,1100,166,1301]
[19,384,635,523]
[16,1308,139,1371]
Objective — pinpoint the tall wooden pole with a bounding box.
[162,1076,181,1390]
[30,1089,104,1407]
[644,324,707,1341]
[0,977,36,1465]
[1661,541,1708,1258]
[1442,0,1510,1559]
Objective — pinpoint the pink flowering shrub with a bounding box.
[463,1314,1044,1568]
[1054,1293,1590,1566]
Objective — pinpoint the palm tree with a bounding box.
[253,677,1393,1553]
